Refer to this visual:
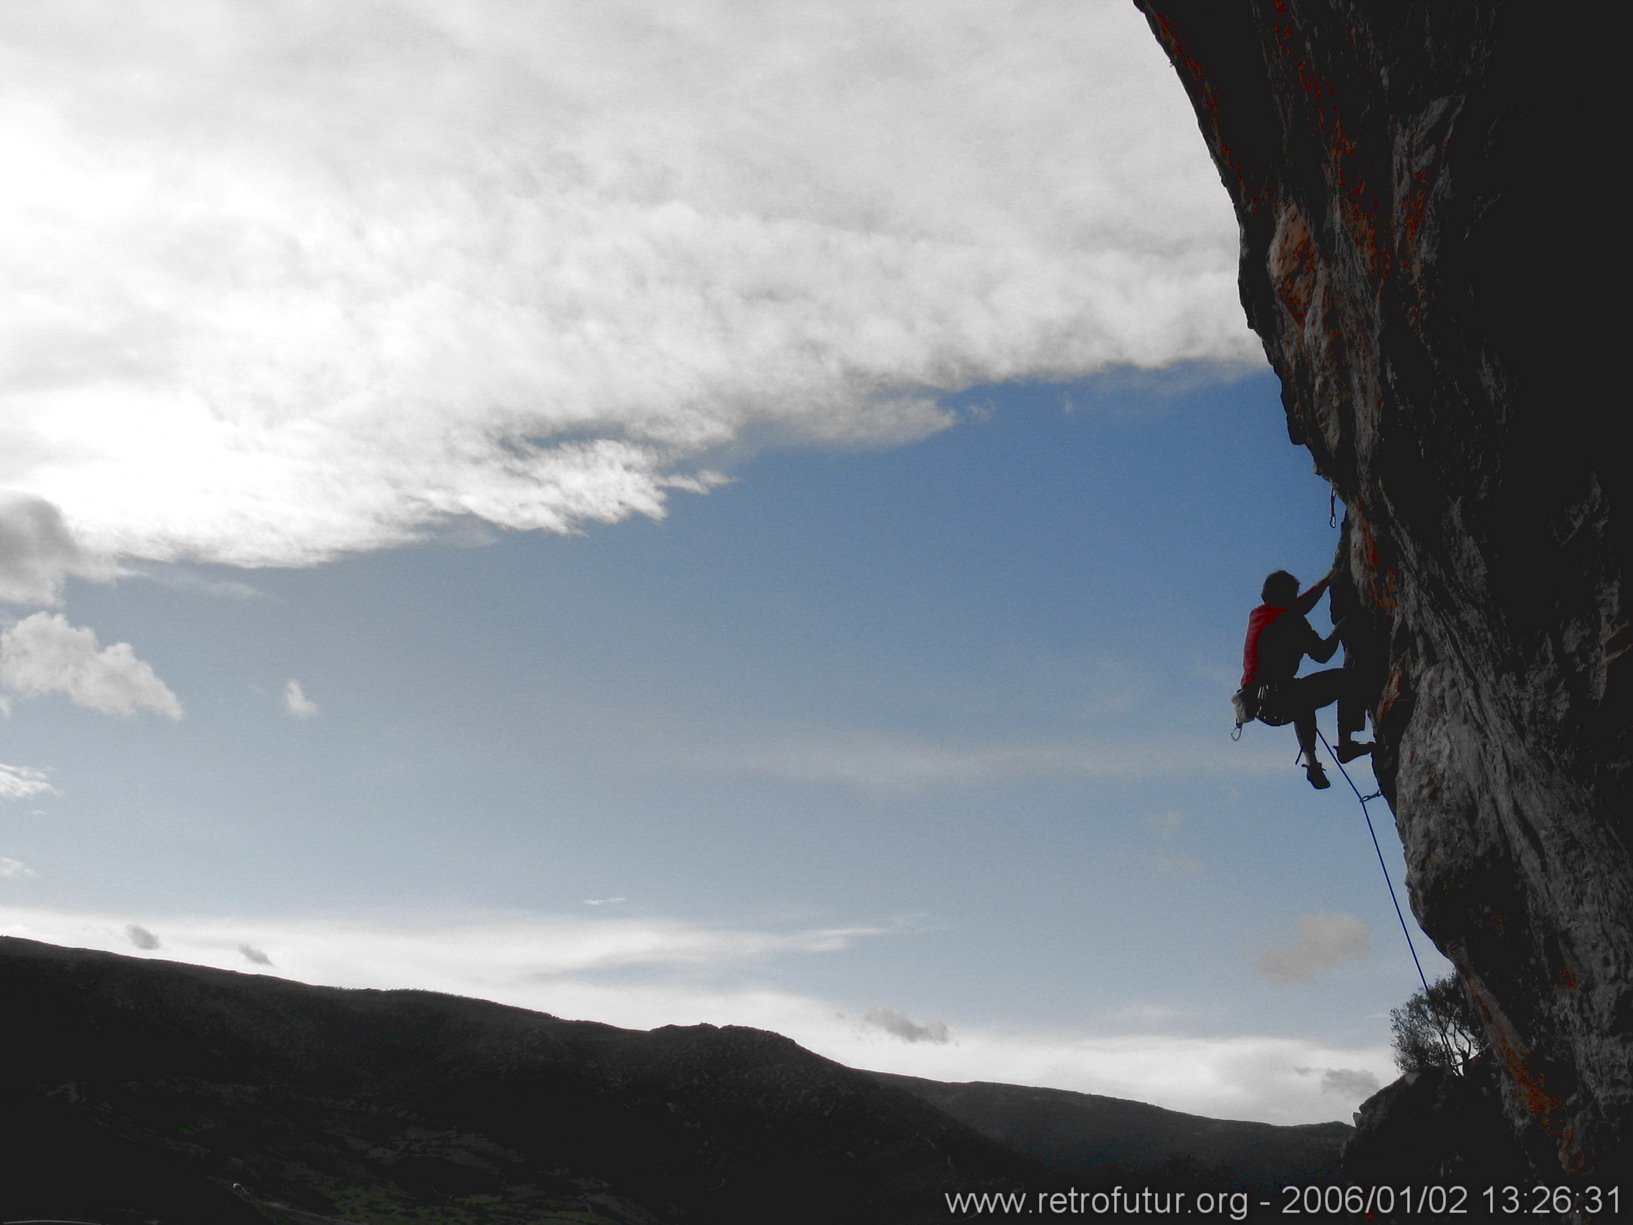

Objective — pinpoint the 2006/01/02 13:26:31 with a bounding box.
[1278,1184,1621,1216]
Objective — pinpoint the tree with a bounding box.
[1389,973,1485,1072]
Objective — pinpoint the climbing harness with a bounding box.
[1317,729,1461,1072]
[1231,680,1293,740]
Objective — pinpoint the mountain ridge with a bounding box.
[869,1070,1349,1187]
[3,935,1345,1223]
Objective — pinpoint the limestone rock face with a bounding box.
[1344,1055,1529,1192]
[1132,1,1629,1178]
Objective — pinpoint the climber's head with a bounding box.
[1261,570,1300,605]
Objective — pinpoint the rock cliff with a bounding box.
[1133,0,1629,1182]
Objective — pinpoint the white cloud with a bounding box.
[0,612,183,718]
[36,909,889,982]
[0,763,55,802]
[0,904,1393,1124]
[853,1027,1393,1124]
[283,679,319,719]
[1258,913,1372,983]
[0,0,1251,573]
[1319,1067,1381,1098]
[128,567,267,601]
[860,1005,951,1045]
[3,904,898,999]
[0,856,36,878]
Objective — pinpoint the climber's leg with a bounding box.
[1333,670,1374,761]
[1294,668,1372,762]
[1289,699,1329,789]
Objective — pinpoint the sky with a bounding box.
[0,0,1448,1126]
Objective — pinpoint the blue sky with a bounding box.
[0,0,1443,1123]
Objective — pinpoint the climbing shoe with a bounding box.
[1336,740,1374,763]
[1305,760,1331,790]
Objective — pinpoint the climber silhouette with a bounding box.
[1240,568,1373,789]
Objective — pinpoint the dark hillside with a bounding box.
[872,1072,1349,1190]
[1,936,1037,1224]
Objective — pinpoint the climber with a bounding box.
[1239,568,1373,789]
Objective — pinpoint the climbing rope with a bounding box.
[1316,729,1461,1073]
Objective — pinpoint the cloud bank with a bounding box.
[0,0,1250,578]
[0,493,111,606]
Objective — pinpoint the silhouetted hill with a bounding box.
[871,1072,1349,1189]
[1,937,1036,1224]
[3,937,1350,1223]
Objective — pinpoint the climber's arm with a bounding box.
[1307,621,1343,664]
[1293,569,1334,616]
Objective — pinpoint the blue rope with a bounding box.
[1317,730,1460,1071]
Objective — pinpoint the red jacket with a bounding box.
[1242,583,1333,687]
[1241,604,1287,687]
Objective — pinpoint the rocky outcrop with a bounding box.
[1133,1,1629,1181]
[1344,1055,1531,1197]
